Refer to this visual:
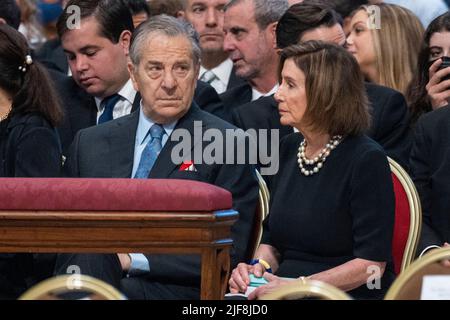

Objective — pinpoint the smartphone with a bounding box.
[437,56,450,82]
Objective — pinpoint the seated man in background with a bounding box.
[56,15,259,300]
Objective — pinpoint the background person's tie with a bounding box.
[98,94,121,124]
[133,124,165,179]
[200,70,218,85]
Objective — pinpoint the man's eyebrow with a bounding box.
[145,60,163,66]
[64,45,101,54]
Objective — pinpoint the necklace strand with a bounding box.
[297,135,342,176]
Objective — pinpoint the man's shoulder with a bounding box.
[77,112,136,138]
[364,82,403,101]
[189,105,237,131]
[235,96,276,115]
[417,106,450,129]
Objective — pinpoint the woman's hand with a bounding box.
[441,243,450,268]
[247,273,293,300]
[426,58,450,109]
[228,262,265,293]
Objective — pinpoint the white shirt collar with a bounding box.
[199,58,233,87]
[94,79,136,111]
[252,84,279,101]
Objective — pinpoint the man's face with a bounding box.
[223,0,275,80]
[128,34,199,124]
[62,17,131,99]
[184,0,228,54]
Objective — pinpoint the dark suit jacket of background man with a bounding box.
[64,103,259,287]
[410,106,450,254]
[232,82,412,171]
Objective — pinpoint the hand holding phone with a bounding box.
[426,56,450,109]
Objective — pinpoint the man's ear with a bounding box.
[0,18,6,25]
[177,10,185,19]
[119,30,132,56]
[128,62,139,92]
[268,22,278,49]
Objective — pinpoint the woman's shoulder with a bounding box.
[7,112,53,130]
[343,135,388,164]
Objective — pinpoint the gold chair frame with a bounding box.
[385,247,450,300]
[252,170,270,259]
[388,157,422,273]
[19,274,126,300]
[259,278,352,300]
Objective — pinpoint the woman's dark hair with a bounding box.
[0,0,21,30]
[57,0,134,43]
[0,24,63,125]
[406,12,450,125]
[122,0,150,16]
[276,1,342,49]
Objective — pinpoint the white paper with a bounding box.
[420,275,450,300]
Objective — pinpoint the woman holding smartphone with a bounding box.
[407,12,450,126]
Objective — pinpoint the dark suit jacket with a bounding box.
[227,67,247,91]
[220,83,252,121]
[194,80,227,121]
[410,106,450,253]
[0,113,61,177]
[49,75,141,156]
[34,38,68,74]
[65,103,259,285]
[232,83,411,170]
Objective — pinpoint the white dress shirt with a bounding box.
[94,79,137,123]
[252,84,279,101]
[199,58,234,94]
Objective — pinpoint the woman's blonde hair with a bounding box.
[360,4,424,95]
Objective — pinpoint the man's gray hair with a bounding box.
[129,14,201,66]
[224,0,288,29]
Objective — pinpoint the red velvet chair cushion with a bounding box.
[391,173,411,275]
[0,178,232,212]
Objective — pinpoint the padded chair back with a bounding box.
[389,157,422,275]
[19,274,126,300]
[385,247,450,300]
[259,279,352,300]
[245,170,270,261]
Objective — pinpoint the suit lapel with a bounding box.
[131,92,141,112]
[227,67,247,90]
[107,112,139,178]
[149,103,204,178]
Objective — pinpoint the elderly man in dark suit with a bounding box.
[56,14,259,300]
[232,1,411,173]
[48,0,226,155]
